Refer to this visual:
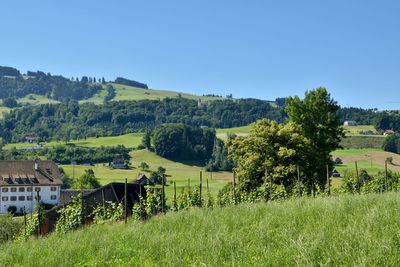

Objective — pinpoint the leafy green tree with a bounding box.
[139,162,149,171]
[206,138,234,171]
[383,134,400,154]
[227,119,310,192]
[142,130,152,150]
[158,166,166,174]
[285,87,344,189]
[2,97,18,108]
[72,169,100,189]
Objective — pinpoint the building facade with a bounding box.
[0,160,62,213]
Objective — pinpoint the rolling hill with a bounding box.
[110,83,226,102]
[61,149,231,201]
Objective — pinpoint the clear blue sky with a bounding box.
[1,0,399,109]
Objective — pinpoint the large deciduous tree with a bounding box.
[227,119,310,192]
[285,87,344,189]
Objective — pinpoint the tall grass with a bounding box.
[1,193,400,266]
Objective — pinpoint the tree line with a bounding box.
[0,145,130,165]
[0,97,284,143]
[0,69,105,102]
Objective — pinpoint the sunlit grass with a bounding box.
[1,193,399,266]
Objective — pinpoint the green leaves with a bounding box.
[227,119,309,192]
[55,193,84,234]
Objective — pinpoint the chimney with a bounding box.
[34,160,39,171]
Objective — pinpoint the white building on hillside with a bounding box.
[0,160,62,214]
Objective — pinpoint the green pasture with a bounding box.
[340,135,385,149]
[17,94,60,105]
[61,149,231,202]
[3,133,143,150]
[111,83,225,102]
[79,89,108,105]
[343,125,379,135]
[0,106,10,119]
[216,125,251,140]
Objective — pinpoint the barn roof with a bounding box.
[0,160,62,186]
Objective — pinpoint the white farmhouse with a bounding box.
[0,160,62,214]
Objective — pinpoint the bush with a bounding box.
[55,193,85,233]
[92,201,124,224]
[0,214,22,243]
[145,189,164,216]
[17,204,45,240]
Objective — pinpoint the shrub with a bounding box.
[17,204,45,240]
[0,214,22,243]
[92,201,123,224]
[145,189,164,216]
[55,193,85,233]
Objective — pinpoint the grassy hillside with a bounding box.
[331,148,400,174]
[111,83,225,102]
[1,193,399,266]
[3,133,143,150]
[216,125,251,140]
[61,149,231,200]
[78,89,108,105]
[17,94,60,105]
[343,125,379,135]
[340,135,385,149]
[0,106,10,119]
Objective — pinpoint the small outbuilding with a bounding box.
[136,173,154,186]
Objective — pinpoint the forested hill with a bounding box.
[0,98,285,143]
[0,66,150,103]
[0,66,104,102]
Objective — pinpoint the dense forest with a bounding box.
[153,124,215,162]
[338,107,379,125]
[114,77,148,89]
[0,98,285,143]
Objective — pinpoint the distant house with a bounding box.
[0,160,62,214]
[384,130,395,136]
[25,136,39,143]
[343,121,357,126]
[110,158,127,169]
[136,173,154,186]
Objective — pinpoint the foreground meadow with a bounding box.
[1,193,399,266]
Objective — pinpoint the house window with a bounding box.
[18,196,25,201]
[50,195,57,200]
[34,187,41,192]
[27,187,33,192]
[2,188,8,193]
[11,188,17,192]
[51,186,57,191]
[1,196,8,201]
[19,187,25,192]
[10,196,17,201]
[27,196,33,201]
